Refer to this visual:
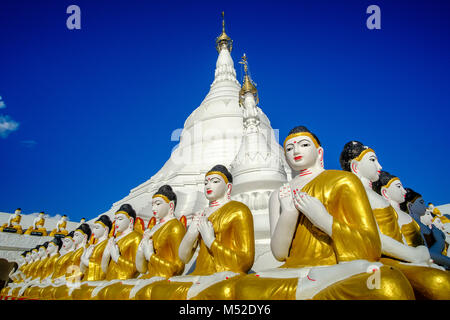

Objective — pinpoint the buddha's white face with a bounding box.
[73,230,85,246]
[18,256,26,265]
[204,174,230,201]
[421,210,434,225]
[408,197,427,216]
[39,213,44,218]
[31,250,38,260]
[62,237,74,251]
[353,151,382,182]
[38,247,46,258]
[152,197,172,220]
[93,222,107,239]
[47,243,57,255]
[14,210,20,215]
[284,135,322,171]
[433,218,445,231]
[114,213,132,234]
[383,179,406,204]
[25,254,32,263]
[62,216,67,221]
[428,204,435,210]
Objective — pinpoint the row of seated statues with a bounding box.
[1,126,450,300]
[0,210,85,237]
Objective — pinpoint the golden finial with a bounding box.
[239,53,258,104]
[222,11,225,31]
[216,11,232,52]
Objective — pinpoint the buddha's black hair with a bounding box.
[339,141,368,172]
[207,164,233,184]
[96,214,112,232]
[117,203,136,221]
[51,237,63,250]
[154,185,178,209]
[286,126,321,147]
[372,170,398,195]
[39,241,49,249]
[76,223,92,240]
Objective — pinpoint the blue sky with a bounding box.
[0,0,449,222]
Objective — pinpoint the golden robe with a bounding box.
[234,170,414,300]
[39,250,75,300]
[401,220,425,247]
[53,246,85,299]
[374,211,450,300]
[149,201,255,300]
[101,219,186,300]
[25,253,61,299]
[70,239,109,300]
[92,231,142,300]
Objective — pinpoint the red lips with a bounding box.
[294,156,303,161]
[207,190,212,194]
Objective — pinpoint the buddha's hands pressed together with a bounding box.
[108,238,120,262]
[279,184,298,214]
[81,245,94,266]
[292,189,333,236]
[144,239,154,260]
[187,211,202,235]
[198,218,215,249]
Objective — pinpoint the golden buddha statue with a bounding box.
[234,126,414,300]
[0,208,23,234]
[49,215,69,237]
[51,223,91,299]
[24,212,47,236]
[99,185,186,300]
[39,231,77,299]
[24,237,63,299]
[70,215,113,300]
[340,141,450,299]
[148,165,255,300]
[85,204,142,299]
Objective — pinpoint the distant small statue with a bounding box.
[0,208,23,234]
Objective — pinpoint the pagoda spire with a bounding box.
[239,53,259,105]
[215,11,233,52]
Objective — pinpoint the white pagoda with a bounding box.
[93,14,292,271]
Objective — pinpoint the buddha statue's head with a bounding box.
[400,188,426,216]
[372,171,406,205]
[61,215,67,221]
[25,251,32,263]
[51,236,63,251]
[114,204,136,235]
[38,242,49,258]
[31,247,39,261]
[432,216,445,231]
[152,185,177,220]
[80,217,86,224]
[339,141,382,182]
[14,208,21,215]
[18,251,27,265]
[93,215,112,240]
[204,164,233,202]
[39,211,45,218]
[428,203,435,211]
[283,126,323,172]
[47,237,61,255]
[73,223,91,247]
[62,231,75,251]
